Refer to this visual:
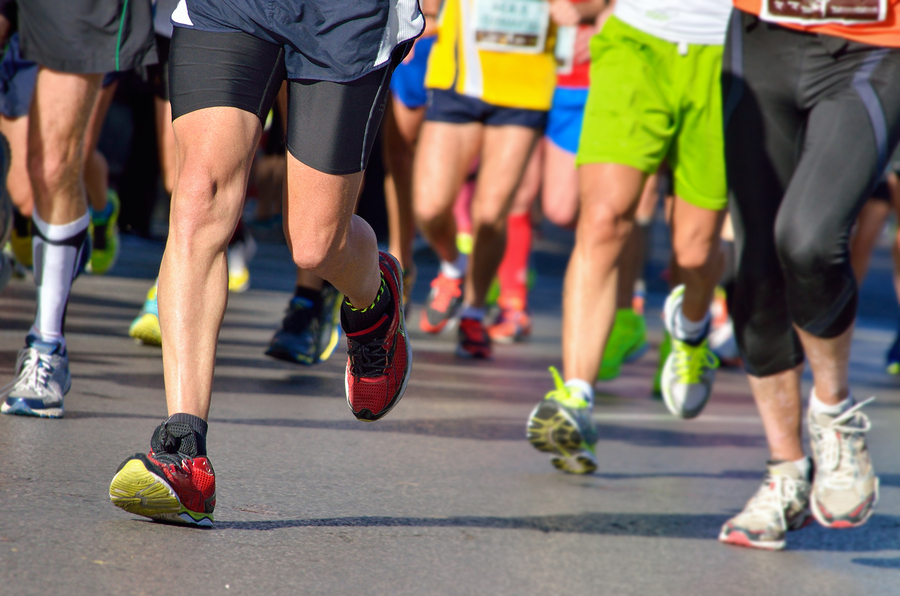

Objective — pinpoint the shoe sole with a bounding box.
[318,294,344,363]
[526,400,597,475]
[455,343,491,359]
[810,479,879,529]
[345,252,412,422]
[129,314,162,347]
[718,527,785,551]
[265,344,317,366]
[109,459,213,527]
[1,398,64,418]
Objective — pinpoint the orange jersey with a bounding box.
[734,0,900,47]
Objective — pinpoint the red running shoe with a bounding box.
[420,272,463,333]
[345,251,412,421]
[457,317,492,359]
[487,296,532,344]
[109,421,216,527]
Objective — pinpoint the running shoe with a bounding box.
[110,420,216,527]
[420,272,463,333]
[1,336,71,418]
[527,366,598,474]
[709,286,741,367]
[87,189,120,275]
[885,327,900,375]
[344,251,411,421]
[487,296,531,343]
[456,317,491,359]
[660,286,718,419]
[129,283,162,347]
[598,308,648,381]
[808,397,879,528]
[718,460,812,550]
[266,284,343,366]
[227,233,257,293]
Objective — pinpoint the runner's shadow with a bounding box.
[852,557,900,569]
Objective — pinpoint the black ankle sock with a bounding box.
[13,209,29,236]
[294,285,324,315]
[162,413,209,456]
[340,276,392,340]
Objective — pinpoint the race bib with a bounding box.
[555,25,577,74]
[473,0,550,54]
[761,0,887,26]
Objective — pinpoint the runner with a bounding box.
[109,0,420,526]
[0,0,157,419]
[527,0,731,473]
[718,1,900,549]
[414,0,559,359]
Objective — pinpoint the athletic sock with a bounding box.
[809,389,854,417]
[564,379,594,408]
[440,253,468,279]
[90,199,113,222]
[31,211,90,345]
[459,305,485,321]
[161,413,209,457]
[340,276,393,342]
[672,307,710,345]
[497,212,532,305]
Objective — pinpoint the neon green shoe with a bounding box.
[660,285,719,418]
[652,330,671,398]
[87,190,120,275]
[527,367,598,474]
[598,308,648,381]
[129,283,161,347]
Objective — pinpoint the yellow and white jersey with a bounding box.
[425,0,558,111]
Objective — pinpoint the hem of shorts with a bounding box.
[743,353,806,379]
[24,49,158,75]
[574,153,656,174]
[174,23,417,85]
[285,142,365,176]
[670,190,727,211]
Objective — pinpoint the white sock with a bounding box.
[672,307,710,343]
[809,389,854,417]
[440,253,468,279]
[792,456,811,480]
[565,379,594,408]
[31,211,89,344]
[459,305,485,321]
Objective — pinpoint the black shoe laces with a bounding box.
[347,335,389,378]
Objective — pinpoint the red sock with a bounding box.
[498,212,532,308]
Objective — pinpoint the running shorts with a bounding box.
[390,36,436,109]
[425,88,548,130]
[0,34,37,119]
[546,87,589,154]
[170,27,410,175]
[18,0,156,73]
[577,16,727,211]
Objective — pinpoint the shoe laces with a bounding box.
[813,397,874,489]
[347,332,389,378]
[546,366,589,409]
[429,274,462,312]
[1,348,56,397]
[671,339,719,383]
[744,473,802,531]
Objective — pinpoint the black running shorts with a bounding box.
[18,0,157,74]
[169,27,409,175]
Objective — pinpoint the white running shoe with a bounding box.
[1,337,71,418]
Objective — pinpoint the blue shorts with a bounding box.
[425,88,547,129]
[390,36,435,109]
[0,34,38,119]
[546,87,589,154]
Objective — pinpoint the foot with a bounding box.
[808,397,879,528]
[597,308,648,380]
[487,296,531,344]
[110,420,216,527]
[266,284,343,365]
[886,328,900,375]
[419,272,462,333]
[527,367,598,474]
[87,190,121,275]
[660,286,718,419]
[719,460,812,550]
[344,251,412,421]
[227,234,257,293]
[456,317,491,359]
[129,284,161,347]
[709,287,741,367]
[1,336,71,418]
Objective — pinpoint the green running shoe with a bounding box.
[87,189,120,275]
[598,308,648,381]
[527,367,598,474]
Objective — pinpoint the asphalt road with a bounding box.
[1,229,899,596]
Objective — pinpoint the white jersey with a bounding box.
[614,0,732,46]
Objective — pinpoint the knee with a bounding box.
[290,233,340,273]
[413,195,447,229]
[774,217,830,277]
[577,200,629,248]
[27,143,79,198]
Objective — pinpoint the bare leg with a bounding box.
[155,97,177,196]
[795,324,853,405]
[541,138,579,229]
[668,196,727,322]
[1,115,33,216]
[563,163,646,382]
[747,366,805,461]
[383,97,425,271]
[82,82,117,212]
[849,199,891,283]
